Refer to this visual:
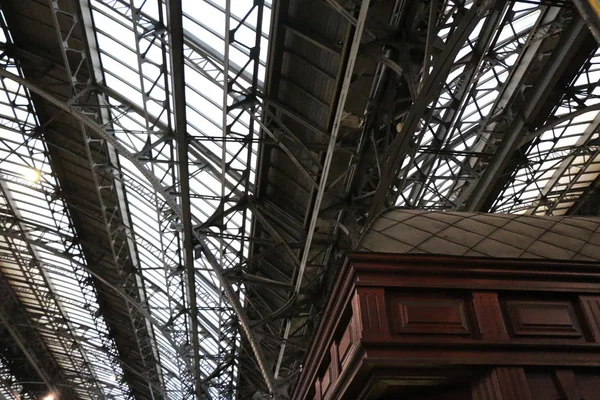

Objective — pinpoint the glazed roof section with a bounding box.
[0,0,271,398]
[0,7,130,399]
[493,46,600,215]
[84,0,271,397]
[394,1,600,214]
[395,0,541,208]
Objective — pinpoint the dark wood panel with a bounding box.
[504,300,583,338]
[337,322,353,365]
[473,292,509,341]
[580,295,600,342]
[357,288,390,338]
[527,369,600,400]
[555,370,582,400]
[472,368,532,400]
[389,295,471,336]
[292,254,600,400]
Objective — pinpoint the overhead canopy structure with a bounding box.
[0,0,598,399]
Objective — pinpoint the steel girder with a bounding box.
[339,0,599,218]
[362,2,592,215]
[0,0,271,395]
[573,0,600,42]
[464,16,588,211]
[166,0,205,397]
[0,192,122,400]
[0,63,233,397]
[43,2,167,397]
[367,0,499,218]
[491,38,600,216]
[53,0,362,396]
[89,1,600,398]
[270,0,371,379]
[232,0,563,396]
[0,17,137,397]
[0,1,595,400]
[61,2,385,395]
[0,2,215,398]
[0,248,78,400]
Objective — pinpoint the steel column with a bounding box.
[166,0,206,397]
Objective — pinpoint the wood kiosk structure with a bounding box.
[291,211,600,400]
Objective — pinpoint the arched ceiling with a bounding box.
[0,0,596,399]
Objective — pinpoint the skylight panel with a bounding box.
[0,9,134,397]
[493,45,600,215]
[84,1,258,385]
[396,1,543,209]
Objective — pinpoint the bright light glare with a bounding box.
[43,395,54,400]
[23,168,41,183]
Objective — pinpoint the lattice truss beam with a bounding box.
[366,0,599,217]
[0,0,269,398]
[0,21,131,400]
[0,0,596,399]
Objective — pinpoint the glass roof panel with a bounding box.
[493,46,600,215]
[0,8,132,399]
[82,0,270,397]
[395,1,548,209]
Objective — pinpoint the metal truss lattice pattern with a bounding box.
[0,0,598,399]
[392,1,563,210]
[0,8,131,399]
[493,46,600,215]
[0,0,271,398]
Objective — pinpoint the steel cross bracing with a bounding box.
[82,0,271,396]
[82,2,600,399]
[364,1,591,216]
[0,0,331,395]
[33,0,350,396]
[0,178,105,397]
[426,4,568,210]
[0,69,211,398]
[463,12,588,211]
[492,44,600,216]
[44,2,169,398]
[0,0,272,397]
[0,348,34,400]
[11,1,212,397]
[0,1,232,398]
[363,0,493,217]
[0,200,113,400]
[0,0,596,399]
[0,18,132,400]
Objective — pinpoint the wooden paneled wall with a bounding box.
[292,254,600,400]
